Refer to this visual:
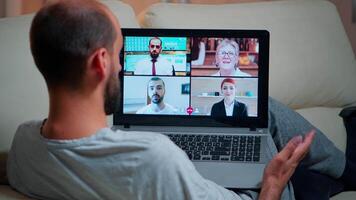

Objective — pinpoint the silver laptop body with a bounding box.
[114,28,273,189]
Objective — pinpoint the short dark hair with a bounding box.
[149,37,162,46]
[148,77,165,87]
[30,0,117,89]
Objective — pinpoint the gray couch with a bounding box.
[1,0,356,199]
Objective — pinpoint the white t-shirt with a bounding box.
[136,103,178,114]
[134,56,173,75]
[7,120,252,200]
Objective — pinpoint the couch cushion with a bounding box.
[331,191,356,200]
[101,0,139,28]
[296,107,346,152]
[0,1,137,152]
[141,0,356,109]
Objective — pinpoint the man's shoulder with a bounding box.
[136,105,150,114]
[158,56,171,64]
[164,103,176,110]
[7,120,44,190]
[18,120,43,129]
[134,57,151,74]
[113,129,173,147]
[133,132,189,168]
[117,130,185,164]
[13,120,42,139]
[136,57,150,65]
[114,129,166,141]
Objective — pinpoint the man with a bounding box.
[134,37,174,75]
[136,77,177,114]
[6,0,355,200]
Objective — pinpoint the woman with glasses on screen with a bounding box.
[212,39,251,77]
[210,78,248,118]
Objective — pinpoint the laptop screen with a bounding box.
[114,29,269,128]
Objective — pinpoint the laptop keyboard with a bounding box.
[167,134,261,162]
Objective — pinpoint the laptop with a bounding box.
[114,29,275,189]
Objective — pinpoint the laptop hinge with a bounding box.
[123,124,130,129]
[249,127,257,132]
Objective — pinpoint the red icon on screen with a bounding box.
[186,106,193,115]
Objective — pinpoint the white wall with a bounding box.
[4,0,21,17]
[0,0,5,17]
[0,0,355,56]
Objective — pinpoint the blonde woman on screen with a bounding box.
[212,39,251,77]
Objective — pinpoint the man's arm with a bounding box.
[259,130,315,200]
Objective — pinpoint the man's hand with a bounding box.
[259,130,316,200]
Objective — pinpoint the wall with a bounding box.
[122,0,269,15]
[22,0,45,14]
[330,0,356,58]
[0,0,4,17]
[0,0,355,56]
[123,0,356,56]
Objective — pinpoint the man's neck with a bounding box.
[150,55,159,61]
[42,88,108,140]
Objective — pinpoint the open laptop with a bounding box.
[114,29,274,189]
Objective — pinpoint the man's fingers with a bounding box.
[289,130,316,163]
[278,135,303,160]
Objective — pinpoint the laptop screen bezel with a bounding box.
[114,28,269,128]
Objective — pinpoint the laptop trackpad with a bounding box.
[194,162,265,189]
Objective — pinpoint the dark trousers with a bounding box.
[291,166,344,200]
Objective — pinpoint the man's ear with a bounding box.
[87,48,110,81]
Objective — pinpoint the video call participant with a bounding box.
[212,39,251,77]
[210,78,248,118]
[134,37,174,75]
[136,77,177,114]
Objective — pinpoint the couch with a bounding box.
[0,0,355,199]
